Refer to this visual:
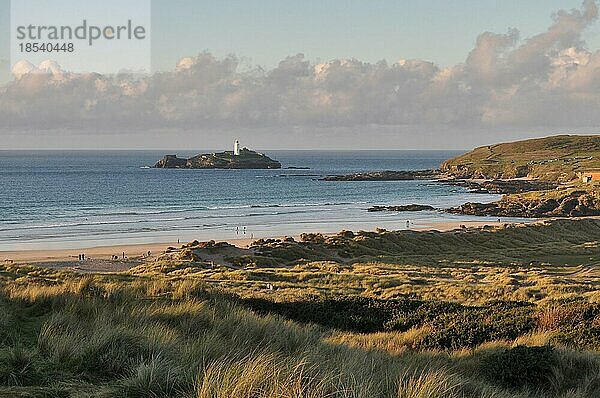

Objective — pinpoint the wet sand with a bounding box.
[0,220,517,272]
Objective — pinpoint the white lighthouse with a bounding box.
[234,140,240,156]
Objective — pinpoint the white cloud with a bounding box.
[1,1,600,135]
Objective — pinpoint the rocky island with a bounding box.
[154,141,281,169]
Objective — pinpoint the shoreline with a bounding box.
[0,219,528,271]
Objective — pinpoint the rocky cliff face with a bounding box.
[447,188,600,218]
[154,155,188,168]
[154,148,281,169]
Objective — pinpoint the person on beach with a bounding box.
[122,252,125,259]
[406,220,410,228]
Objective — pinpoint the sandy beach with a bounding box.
[0,237,259,273]
[0,219,518,272]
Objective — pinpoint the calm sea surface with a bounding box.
[0,150,509,250]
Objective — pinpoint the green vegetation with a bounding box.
[1,219,600,396]
[137,219,600,305]
[441,134,600,181]
[0,271,600,397]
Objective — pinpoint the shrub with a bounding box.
[480,345,556,391]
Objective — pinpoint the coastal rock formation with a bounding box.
[154,155,188,168]
[320,170,438,181]
[442,179,559,194]
[154,148,281,169]
[441,135,600,181]
[368,204,435,212]
[448,188,600,217]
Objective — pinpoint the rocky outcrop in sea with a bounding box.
[154,148,281,169]
[447,189,600,218]
[320,170,439,181]
[368,204,435,212]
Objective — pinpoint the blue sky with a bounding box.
[1,0,599,78]
[2,0,600,149]
[156,0,600,70]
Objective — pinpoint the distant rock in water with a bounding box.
[320,170,439,181]
[368,204,435,212]
[154,148,281,169]
[441,179,559,194]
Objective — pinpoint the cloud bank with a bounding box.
[1,1,600,136]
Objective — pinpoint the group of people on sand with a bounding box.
[111,252,128,261]
[78,253,86,261]
[236,226,254,239]
[236,226,247,235]
[109,251,152,261]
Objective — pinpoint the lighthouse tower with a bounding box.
[234,140,240,156]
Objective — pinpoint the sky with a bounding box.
[1,0,600,149]
[150,0,600,71]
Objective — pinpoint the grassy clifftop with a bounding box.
[441,135,600,181]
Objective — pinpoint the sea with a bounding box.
[0,150,511,251]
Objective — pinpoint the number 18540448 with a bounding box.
[19,42,74,53]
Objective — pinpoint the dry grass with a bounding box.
[0,273,595,396]
[127,219,600,305]
[1,219,599,396]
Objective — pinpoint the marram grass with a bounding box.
[0,273,597,396]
